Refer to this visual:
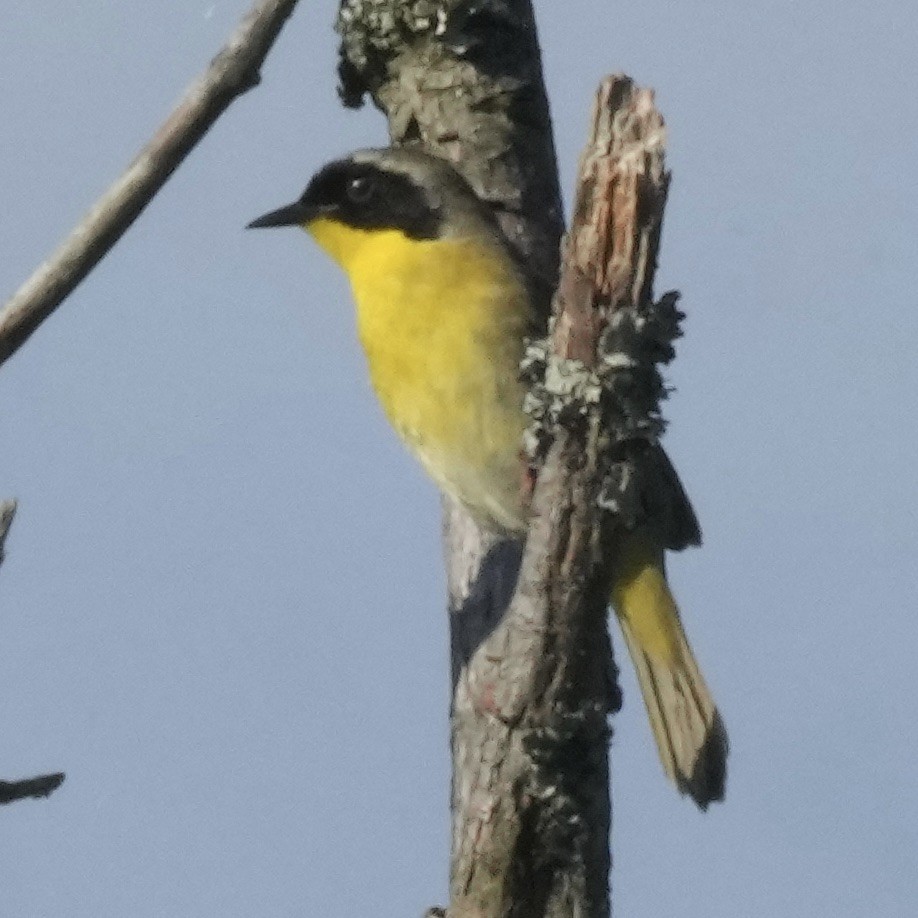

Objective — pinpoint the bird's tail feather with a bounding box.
[611,535,728,809]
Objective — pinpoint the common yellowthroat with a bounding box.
[250,148,727,808]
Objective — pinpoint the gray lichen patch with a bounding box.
[522,290,688,536]
[336,0,504,106]
[521,700,611,872]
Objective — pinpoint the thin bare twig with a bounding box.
[0,0,300,369]
[0,500,16,568]
[0,501,66,806]
[0,773,65,806]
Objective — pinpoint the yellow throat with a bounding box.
[307,215,533,533]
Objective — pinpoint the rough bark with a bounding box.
[0,0,301,369]
[0,501,66,805]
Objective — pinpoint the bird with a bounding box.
[248,147,727,808]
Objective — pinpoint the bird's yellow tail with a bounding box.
[610,534,728,808]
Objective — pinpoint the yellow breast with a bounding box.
[308,217,531,533]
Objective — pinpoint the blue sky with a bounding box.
[2,2,917,915]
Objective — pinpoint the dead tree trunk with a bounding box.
[338,7,679,917]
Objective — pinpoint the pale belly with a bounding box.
[404,366,528,534]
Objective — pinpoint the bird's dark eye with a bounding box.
[346,176,375,203]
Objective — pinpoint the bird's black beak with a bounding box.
[247,201,312,229]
